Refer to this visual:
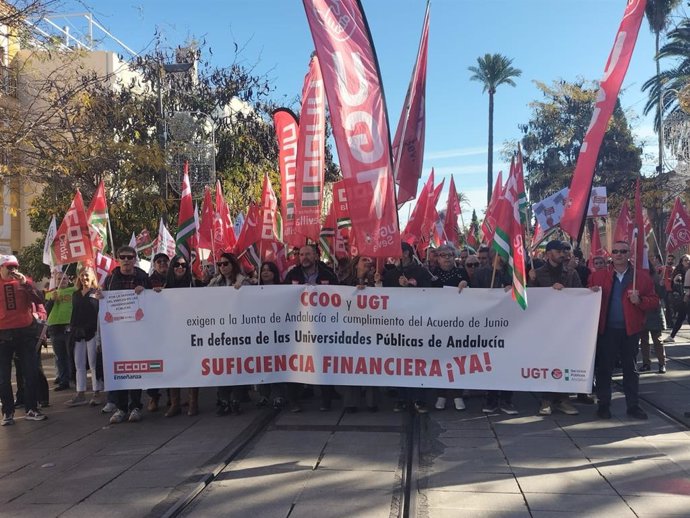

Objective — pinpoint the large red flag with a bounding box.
[303,0,400,257]
[52,190,94,266]
[418,177,444,253]
[393,2,429,206]
[294,55,325,243]
[259,173,280,244]
[444,175,461,245]
[481,170,503,244]
[198,186,214,250]
[273,108,300,247]
[613,202,632,244]
[402,170,434,244]
[175,165,196,261]
[94,252,116,286]
[560,0,647,239]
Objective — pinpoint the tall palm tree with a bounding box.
[468,54,522,204]
[644,0,682,174]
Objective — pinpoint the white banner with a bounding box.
[99,286,601,393]
[533,186,607,232]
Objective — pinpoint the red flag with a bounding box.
[666,197,690,252]
[419,178,444,253]
[85,180,109,253]
[134,229,154,257]
[175,165,196,261]
[294,55,325,242]
[530,221,544,250]
[52,190,94,266]
[332,180,352,229]
[402,170,434,244]
[613,202,633,243]
[215,181,236,255]
[234,203,262,255]
[560,0,647,239]
[481,170,503,244]
[94,252,116,286]
[393,3,429,206]
[198,186,214,250]
[588,220,607,271]
[273,108,300,247]
[467,222,479,249]
[303,0,400,258]
[443,175,461,245]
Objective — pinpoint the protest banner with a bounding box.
[100,285,601,393]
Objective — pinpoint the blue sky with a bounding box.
[57,0,687,219]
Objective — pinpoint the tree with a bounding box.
[468,53,521,205]
[520,80,642,213]
[644,0,682,173]
[642,17,690,130]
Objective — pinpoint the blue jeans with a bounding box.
[0,326,39,415]
[49,325,70,387]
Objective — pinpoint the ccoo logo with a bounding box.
[315,0,356,42]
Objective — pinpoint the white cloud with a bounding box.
[424,146,486,160]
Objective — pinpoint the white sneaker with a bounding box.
[128,408,142,423]
[66,394,87,407]
[1,413,14,426]
[663,336,675,343]
[453,397,466,411]
[101,402,117,414]
[109,409,126,424]
[25,409,47,421]
[434,397,446,410]
[538,401,552,416]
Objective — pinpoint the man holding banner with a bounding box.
[589,241,658,420]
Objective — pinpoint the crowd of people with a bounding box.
[0,236,680,426]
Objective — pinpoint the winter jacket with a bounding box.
[103,267,152,292]
[588,266,659,336]
[284,262,338,285]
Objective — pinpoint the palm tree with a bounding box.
[644,0,682,174]
[468,54,522,204]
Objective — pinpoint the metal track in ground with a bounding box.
[157,406,418,518]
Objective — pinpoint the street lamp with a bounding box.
[165,110,216,196]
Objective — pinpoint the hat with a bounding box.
[153,253,169,263]
[545,240,564,252]
[0,254,19,267]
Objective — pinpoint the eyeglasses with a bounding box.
[466,263,478,268]
[155,259,169,264]
[217,261,230,267]
[173,262,187,268]
[6,265,18,271]
[611,249,629,255]
[118,254,135,260]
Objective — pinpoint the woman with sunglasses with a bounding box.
[207,252,250,415]
[66,267,103,408]
[664,254,690,343]
[162,256,203,416]
[341,255,381,413]
[255,262,286,409]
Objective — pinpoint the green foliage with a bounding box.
[468,54,522,95]
[16,239,50,284]
[519,80,643,212]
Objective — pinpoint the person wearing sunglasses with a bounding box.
[102,246,152,425]
[149,253,170,290]
[160,255,203,417]
[528,239,583,417]
[430,245,471,412]
[589,241,659,420]
[0,254,48,425]
[207,252,250,416]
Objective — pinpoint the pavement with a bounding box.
[1,329,690,517]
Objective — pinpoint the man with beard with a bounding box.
[528,240,582,416]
